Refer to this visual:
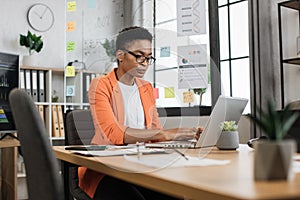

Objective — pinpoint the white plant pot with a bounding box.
[216,131,239,150]
[254,139,296,181]
[22,55,36,66]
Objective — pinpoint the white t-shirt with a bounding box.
[118,81,145,129]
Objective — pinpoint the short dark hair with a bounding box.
[116,26,153,50]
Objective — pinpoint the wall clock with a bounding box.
[27,3,54,32]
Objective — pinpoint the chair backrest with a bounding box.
[9,89,64,200]
[65,109,95,146]
[65,109,95,200]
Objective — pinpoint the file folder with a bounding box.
[45,106,51,137]
[25,69,32,97]
[31,70,38,102]
[38,70,46,102]
[37,105,44,122]
[20,69,25,90]
[51,105,60,137]
[56,105,65,137]
[91,73,96,81]
[83,73,90,103]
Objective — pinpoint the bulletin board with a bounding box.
[66,0,124,72]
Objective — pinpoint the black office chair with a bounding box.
[9,88,64,200]
[65,109,95,200]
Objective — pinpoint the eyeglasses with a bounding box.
[125,50,156,65]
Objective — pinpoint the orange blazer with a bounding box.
[79,68,162,198]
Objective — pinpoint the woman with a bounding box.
[79,26,201,200]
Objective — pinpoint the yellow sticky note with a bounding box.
[183,91,194,103]
[67,21,76,32]
[164,87,175,98]
[65,66,75,77]
[67,1,76,12]
[66,41,75,52]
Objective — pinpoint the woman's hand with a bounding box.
[155,127,204,142]
[195,126,204,140]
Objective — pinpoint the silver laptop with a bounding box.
[145,96,248,149]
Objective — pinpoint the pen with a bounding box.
[136,142,142,160]
[173,149,189,160]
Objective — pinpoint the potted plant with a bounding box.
[101,38,116,62]
[248,101,299,180]
[193,88,206,105]
[216,120,239,150]
[19,30,43,66]
[100,38,117,75]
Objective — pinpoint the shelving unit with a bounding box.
[20,66,99,144]
[278,0,300,108]
[64,69,98,111]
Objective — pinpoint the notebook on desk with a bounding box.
[145,96,248,149]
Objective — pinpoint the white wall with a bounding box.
[0,0,66,68]
[0,0,125,70]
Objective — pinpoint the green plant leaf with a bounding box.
[101,39,116,62]
[248,100,299,141]
[19,30,43,55]
[282,113,299,136]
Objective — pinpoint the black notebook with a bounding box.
[65,145,107,151]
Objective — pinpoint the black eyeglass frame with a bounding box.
[124,50,156,65]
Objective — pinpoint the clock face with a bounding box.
[27,3,54,32]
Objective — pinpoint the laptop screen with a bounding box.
[196,96,248,148]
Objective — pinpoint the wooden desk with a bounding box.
[0,138,19,200]
[53,145,300,200]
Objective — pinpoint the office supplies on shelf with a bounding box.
[31,70,38,102]
[82,73,90,103]
[66,85,75,97]
[51,105,60,137]
[91,73,96,80]
[37,105,44,122]
[20,69,25,90]
[25,69,32,97]
[56,105,65,137]
[38,70,45,102]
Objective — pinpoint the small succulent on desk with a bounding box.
[216,121,239,150]
[19,31,43,55]
[220,121,238,132]
[248,101,299,141]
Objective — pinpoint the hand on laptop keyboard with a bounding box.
[195,126,204,140]
[163,127,203,141]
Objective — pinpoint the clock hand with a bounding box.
[40,7,48,19]
[33,11,42,18]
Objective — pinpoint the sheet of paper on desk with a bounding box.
[71,148,166,157]
[124,154,230,168]
[293,155,300,173]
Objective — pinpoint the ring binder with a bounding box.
[25,69,32,97]
[31,70,38,102]
[38,70,45,102]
